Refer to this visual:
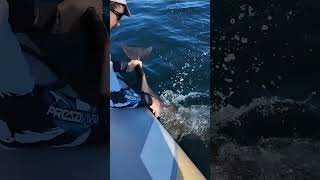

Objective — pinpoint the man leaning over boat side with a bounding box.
[109,0,162,117]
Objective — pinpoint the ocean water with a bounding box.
[212,0,320,178]
[107,0,210,177]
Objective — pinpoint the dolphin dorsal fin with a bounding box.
[122,45,153,61]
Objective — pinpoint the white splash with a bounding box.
[159,90,210,142]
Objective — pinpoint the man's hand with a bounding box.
[150,96,161,118]
[126,59,142,72]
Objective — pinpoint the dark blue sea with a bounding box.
[212,0,320,178]
[106,0,210,178]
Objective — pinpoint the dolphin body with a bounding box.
[121,45,157,95]
[121,45,177,113]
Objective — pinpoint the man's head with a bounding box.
[110,0,131,30]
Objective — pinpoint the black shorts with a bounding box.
[110,88,152,108]
[0,87,102,148]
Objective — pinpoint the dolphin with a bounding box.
[121,45,177,113]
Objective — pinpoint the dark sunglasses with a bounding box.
[110,9,124,21]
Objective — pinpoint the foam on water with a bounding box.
[211,91,320,143]
[158,90,210,143]
[214,91,318,119]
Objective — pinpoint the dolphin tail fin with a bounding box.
[121,45,153,61]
